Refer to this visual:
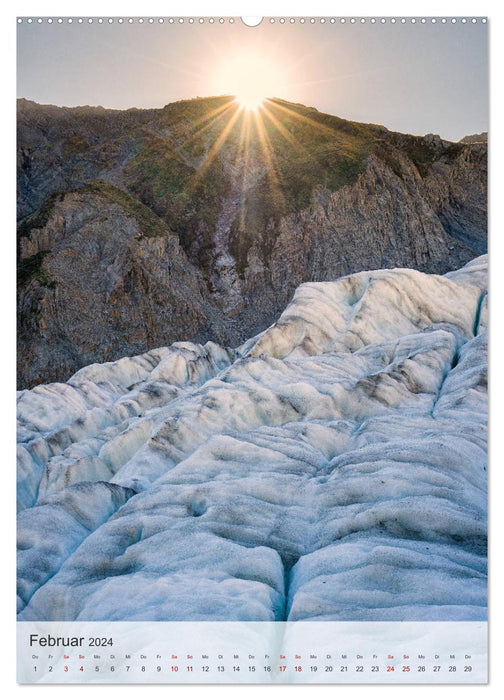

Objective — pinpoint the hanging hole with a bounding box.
[241,17,263,27]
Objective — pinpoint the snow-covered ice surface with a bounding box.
[17,257,487,621]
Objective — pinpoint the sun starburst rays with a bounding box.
[181,100,237,152]
[253,108,286,212]
[180,96,336,220]
[188,105,242,189]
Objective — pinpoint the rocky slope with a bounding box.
[17,256,487,621]
[459,132,488,144]
[17,97,487,388]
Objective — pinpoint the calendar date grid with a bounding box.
[29,649,476,678]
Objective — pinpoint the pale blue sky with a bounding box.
[17,18,488,141]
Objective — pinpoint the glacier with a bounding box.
[17,256,487,621]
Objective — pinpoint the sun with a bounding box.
[210,51,289,111]
[235,91,265,112]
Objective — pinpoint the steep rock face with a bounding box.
[17,97,487,387]
[17,185,234,388]
[17,257,487,622]
[254,152,484,309]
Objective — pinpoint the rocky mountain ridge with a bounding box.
[17,97,487,388]
[459,132,487,144]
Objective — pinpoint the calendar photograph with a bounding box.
[16,15,488,684]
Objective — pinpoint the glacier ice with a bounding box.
[17,256,487,621]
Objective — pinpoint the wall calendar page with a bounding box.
[16,12,488,685]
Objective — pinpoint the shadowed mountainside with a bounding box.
[17,96,487,388]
